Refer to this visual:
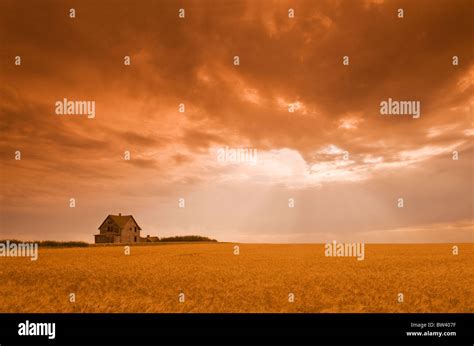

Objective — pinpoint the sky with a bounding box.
[0,0,472,243]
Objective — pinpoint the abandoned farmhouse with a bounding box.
[94,213,211,244]
[95,213,148,244]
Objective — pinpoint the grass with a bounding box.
[0,243,472,313]
[159,235,217,242]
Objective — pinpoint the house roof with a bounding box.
[98,214,142,230]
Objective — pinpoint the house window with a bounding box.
[134,236,137,242]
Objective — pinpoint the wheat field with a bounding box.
[0,243,472,313]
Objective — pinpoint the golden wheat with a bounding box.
[0,243,472,313]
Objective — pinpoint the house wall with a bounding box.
[95,234,120,243]
[120,219,140,243]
